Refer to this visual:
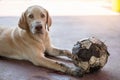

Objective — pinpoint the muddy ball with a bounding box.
[72,37,110,73]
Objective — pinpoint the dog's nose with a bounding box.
[35,25,42,31]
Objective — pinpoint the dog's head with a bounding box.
[18,5,52,34]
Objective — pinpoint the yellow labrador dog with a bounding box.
[0,5,82,77]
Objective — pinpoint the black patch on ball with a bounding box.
[89,66,101,73]
[75,43,102,61]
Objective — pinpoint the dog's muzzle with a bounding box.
[31,21,44,34]
[35,24,42,31]
[35,24,43,34]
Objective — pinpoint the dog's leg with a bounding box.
[31,55,83,77]
[46,47,78,60]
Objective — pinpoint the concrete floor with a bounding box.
[0,15,120,80]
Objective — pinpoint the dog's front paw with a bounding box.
[63,50,79,60]
[71,54,79,61]
[67,67,84,77]
[72,68,84,77]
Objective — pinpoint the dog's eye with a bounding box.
[41,14,45,18]
[29,14,34,19]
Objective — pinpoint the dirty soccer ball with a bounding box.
[72,37,110,73]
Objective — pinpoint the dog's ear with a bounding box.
[18,12,28,30]
[46,11,52,31]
